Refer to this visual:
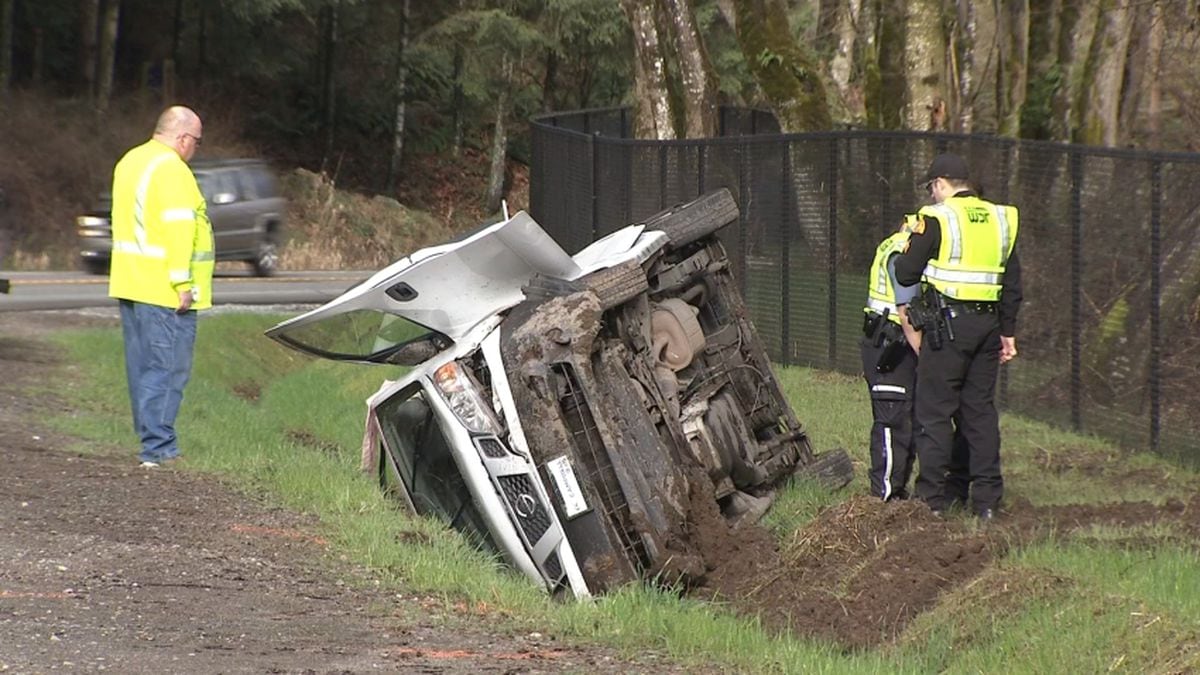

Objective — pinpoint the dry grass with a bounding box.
[0,93,162,267]
[0,91,526,273]
[280,168,458,271]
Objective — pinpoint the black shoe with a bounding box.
[976,508,997,522]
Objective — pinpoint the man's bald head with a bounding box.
[152,106,203,161]
[154,106,200,135]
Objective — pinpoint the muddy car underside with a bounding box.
[484,192,845,593]
[267,188,852,598]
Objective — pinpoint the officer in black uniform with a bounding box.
[894,154,1022,520]
[860,222,922,501]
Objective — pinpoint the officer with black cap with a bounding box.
[893,153,1023,521]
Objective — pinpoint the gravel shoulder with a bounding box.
[0,310,692,674]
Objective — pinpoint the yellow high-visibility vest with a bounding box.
[917,195,1019,302]
[108,139,214,310]
[864,230,911,324]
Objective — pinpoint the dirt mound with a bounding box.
[691,496,992,650]
[687,488,1200,651]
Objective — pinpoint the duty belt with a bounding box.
[943,300,997,318]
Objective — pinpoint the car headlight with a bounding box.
[433,362,500,434]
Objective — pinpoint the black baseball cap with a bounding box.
[923,153,970,184]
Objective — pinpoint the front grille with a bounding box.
[497,473,551,545]
[541,551,563,581]
[475,436,508,458]
[552,362,650,575]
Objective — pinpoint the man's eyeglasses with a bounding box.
[923,179,936,195]
[182,132,202,146]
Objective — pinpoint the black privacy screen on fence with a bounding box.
[529,107,1200,465]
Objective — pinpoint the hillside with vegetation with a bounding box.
[3,1,1200,269]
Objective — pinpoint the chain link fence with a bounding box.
[529,106,1200,466]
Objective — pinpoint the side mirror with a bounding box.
[212,192,236,205]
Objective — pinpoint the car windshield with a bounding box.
[269,308,446,364]
[375,389,497,552]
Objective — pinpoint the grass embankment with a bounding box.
[52,314,1200,673]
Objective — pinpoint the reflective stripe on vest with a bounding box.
[864,231,910,324]
[918,196,1019,302]
[128,152,176,254]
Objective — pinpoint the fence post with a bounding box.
[659,145,668,209]
[997,140,1014,409]
[590,132,600,242]
[780,142,792,365]
[1150,160,1162,452]
[827,138,839,369]
[1069,149,1083,432]
[738,139,749,298]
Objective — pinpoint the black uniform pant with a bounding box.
[861,335,917,501]
[914,311,1003,513]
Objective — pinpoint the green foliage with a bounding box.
[756,48,785,69]
[694,0,755,104]
[1021,64,1063,140]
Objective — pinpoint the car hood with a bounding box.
[266,210,665,362]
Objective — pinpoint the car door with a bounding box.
[265,211,585,362]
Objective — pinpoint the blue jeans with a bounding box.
[119,300,197,463]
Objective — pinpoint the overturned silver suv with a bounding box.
[266,189,851,598]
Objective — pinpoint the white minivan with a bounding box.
[266,189,851,599]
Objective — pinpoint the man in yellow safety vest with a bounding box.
[109,105,214,468]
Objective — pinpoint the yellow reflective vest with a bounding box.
[917,195,1019,302]
[864,230,911,325]
[108,140,214,310]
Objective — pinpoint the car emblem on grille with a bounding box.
[513,493,538,518]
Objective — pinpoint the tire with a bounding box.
[582,261,648,310]
[251,239,279,277]
[522,274,585,303]
[641,187,739,247]
[80,257,109,275]
[794,448,855,490]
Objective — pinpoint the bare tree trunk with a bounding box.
[197,0,208,78]
[451,0,466,156]
[620,0,676,139]
[732,0,832,132]
[870,0,905,129]
[903,0,946,131]
[953,0,977,132]
[542,47,558,112]
[80,0,100,98]
[996,0,1030,137]
[451,44,465,156]
[171,0,183,70]
[661,0,718,137]
[485,55,511,214]
[1144,1,1164,148]
[1050,0,1100,142]
[854,0,879,126]
[1118,0,1163,147]
[386,0,410,196]
[96,0,121,112]
[1079,0,1132,146]
[321,0,339,162]
[819,0,865,124]
[0,0,13,96]
[715,0,736,33]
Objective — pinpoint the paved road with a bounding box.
[0,270,370,311]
